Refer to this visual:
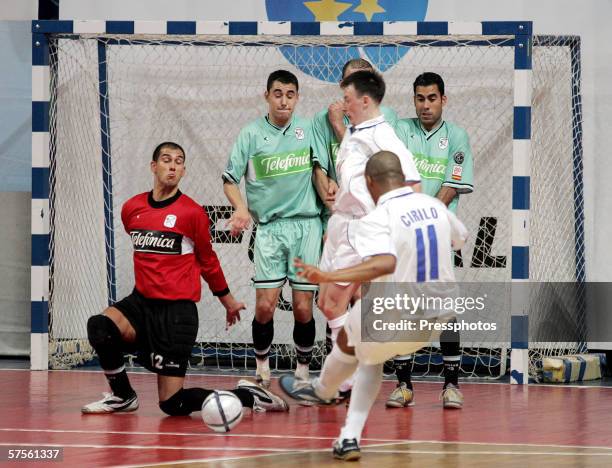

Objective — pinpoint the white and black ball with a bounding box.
[201,390,243,432]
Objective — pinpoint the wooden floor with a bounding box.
[1,369,612,467]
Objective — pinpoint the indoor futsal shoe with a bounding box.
[441,383,464,409]
[236,379,289,413]
[279,375,333,406]
[81,392,139,414]
[385,382,415,408]
[332,438,361,461]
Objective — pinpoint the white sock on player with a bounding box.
[339,362,384,442]
[327,313,348,345]
[326,313,354,393]
[314,345,358,401]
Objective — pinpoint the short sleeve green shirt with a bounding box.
[223,115,320,224]
[395,118,474,213]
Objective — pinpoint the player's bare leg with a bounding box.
[158,375,185,401]
[82,307,138,413]
[318,282,359,342]
[291,290,315,381]
[253,288,282,388]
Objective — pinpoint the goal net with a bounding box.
[43,28,585,378]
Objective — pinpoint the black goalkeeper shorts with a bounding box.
[113,289,198,377]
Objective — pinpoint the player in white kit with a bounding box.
[280,151,468,461]
[317,70,421,355]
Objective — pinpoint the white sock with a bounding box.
[339,363,384,442]
[255,357,270,378]
[327,313,348,345]
[314,345,358,401]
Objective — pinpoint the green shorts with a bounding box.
[253,216,322,291]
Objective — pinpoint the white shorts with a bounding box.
[319,213,361,277]
[344,299,443,366]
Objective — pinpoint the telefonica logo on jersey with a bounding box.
[413,154,446,179]
[253,149,312,179]
[265,0,428,82]
[130,230,182,255]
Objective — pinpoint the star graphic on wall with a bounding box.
[353,0,385,21]
[304,0,353,21]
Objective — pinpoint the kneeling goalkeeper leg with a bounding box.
[159,385,288,416]
[87,314,135,399]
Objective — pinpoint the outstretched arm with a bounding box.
[294,255,396,284]
[218,292,246,329]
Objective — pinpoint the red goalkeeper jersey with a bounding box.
[121,190,229,301]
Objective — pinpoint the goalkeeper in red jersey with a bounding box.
[82,142,288,416]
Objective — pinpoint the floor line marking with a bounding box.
[367,449,612,457]
[1,368,609,389]
[0,442,304,453]
[1,428,611,451]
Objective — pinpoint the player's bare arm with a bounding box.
[328,100,346,141]
[313,166,334,209]
[436,185,457,206]
[327,178,338,204]
[218,292,246,329]
[223,181,252,236]
[294,255,395,284]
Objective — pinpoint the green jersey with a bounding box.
[395,118,474,213]
[312,105,398,182]
[223,115,320,224]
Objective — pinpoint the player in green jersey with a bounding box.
[223,70,322,387]
[389,72,474,410]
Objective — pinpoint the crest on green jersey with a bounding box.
[454,151,465,164]
[252,148,312,179]
[413,154,447,180]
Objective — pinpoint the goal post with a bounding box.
[30,20,585,383]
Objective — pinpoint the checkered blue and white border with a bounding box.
[31,20,534,382]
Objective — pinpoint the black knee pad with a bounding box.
[159,388,206,416]
[87,314,124,370]
[87,314,121,348]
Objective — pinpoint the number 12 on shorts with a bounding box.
[415,225,439,282]
[151,353,164,369]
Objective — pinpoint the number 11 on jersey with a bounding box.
[415,225,439,282]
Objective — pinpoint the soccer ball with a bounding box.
[201,390,243,432]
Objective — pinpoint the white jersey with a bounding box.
[343,186,468,365]
[349,186,468,283]
[334,115,421,218]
